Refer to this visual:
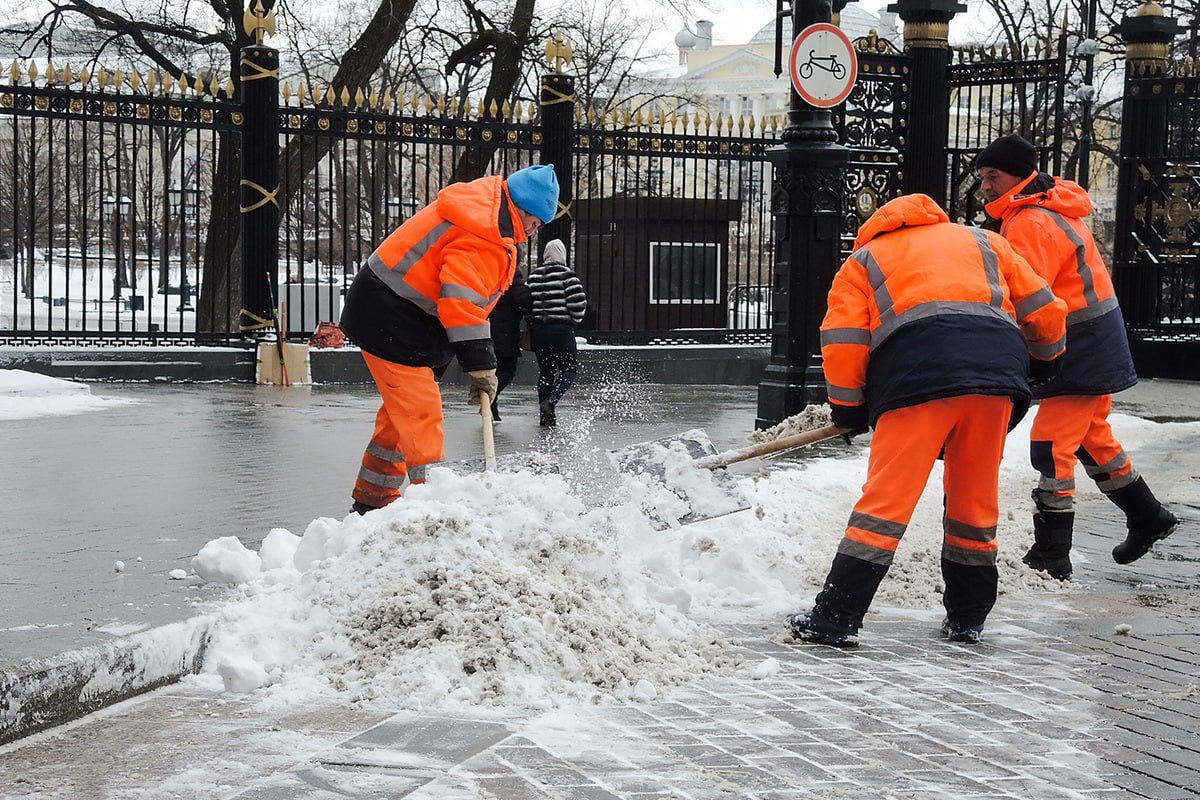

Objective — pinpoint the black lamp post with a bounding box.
[101,194,132,300]
[167,182,198,311]
[386,195,417,227]
[1073,0,1099,189]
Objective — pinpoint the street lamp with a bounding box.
[167,182,199,311]
[386,195,417,227]
[101,194,132,300]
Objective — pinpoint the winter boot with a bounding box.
[351,501,382,516]
[490,400,502,423]
[1106,477,1180,564]
[940,617,983,644]
[539,399,557,427]
[1022,509,1074,580]
[786,611,859,648]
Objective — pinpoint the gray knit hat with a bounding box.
[541,239,567,265]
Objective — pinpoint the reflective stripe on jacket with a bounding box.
[986,173,1136,397]
[821,193,1067,425]
[339,175,525,371]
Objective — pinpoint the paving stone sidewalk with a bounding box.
[3,539,1198,800]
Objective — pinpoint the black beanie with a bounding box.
[975,134,1037,178]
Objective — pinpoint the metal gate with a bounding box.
[1113,57,1200,376]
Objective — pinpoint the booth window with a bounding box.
[649,242,720,304]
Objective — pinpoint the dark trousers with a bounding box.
[530,322,579,405]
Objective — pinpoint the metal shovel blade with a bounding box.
[610,428,751,529]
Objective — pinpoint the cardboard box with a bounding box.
[256,341,311,385]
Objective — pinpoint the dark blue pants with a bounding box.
[530,323,579,405]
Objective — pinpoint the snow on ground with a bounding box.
[184,404,1198,716]
[0,368,136,420]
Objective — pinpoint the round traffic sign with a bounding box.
[788,22,858,109]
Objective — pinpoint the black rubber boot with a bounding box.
[1107,477,1180,564]
[1023,510,1074,580]
[539,400,557,427]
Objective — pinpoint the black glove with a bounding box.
[1028,357,1061,389]
[831,403,869,442]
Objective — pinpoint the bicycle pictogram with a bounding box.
[797,50,846,81]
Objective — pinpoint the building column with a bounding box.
[890,0,964,206]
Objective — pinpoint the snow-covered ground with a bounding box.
[0,369,138,420]
[175,385,1198,715]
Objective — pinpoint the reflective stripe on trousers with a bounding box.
[1030,394,1138,510]
[816,395,1012,631]
[353,352,445,508]
[840,394,1011,569]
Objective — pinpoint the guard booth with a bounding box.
[573,196,742,338]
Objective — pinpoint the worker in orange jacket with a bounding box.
[787,193,1067,647]
[977,134,1179,579]
[339,164,560,513]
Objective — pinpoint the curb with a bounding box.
[0,616,212,746]
[0,345,773,386]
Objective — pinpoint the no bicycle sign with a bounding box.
[789,22,858,108]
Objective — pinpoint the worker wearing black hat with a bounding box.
[976,135,1179,580]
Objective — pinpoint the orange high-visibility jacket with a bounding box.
[340,176,526,372]
[821,193,1067,425]
[985,174,1137,397]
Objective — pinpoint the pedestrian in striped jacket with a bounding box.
[527,238,587,426]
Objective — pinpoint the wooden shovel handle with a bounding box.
[479,397,497,472]
[693,424,851,470]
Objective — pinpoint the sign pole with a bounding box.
[755,2,855,429]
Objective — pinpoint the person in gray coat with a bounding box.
[527,238,587,426]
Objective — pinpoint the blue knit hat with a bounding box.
[507,164,560,224]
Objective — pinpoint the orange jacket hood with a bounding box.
[434,175,528,246]
[985,174,1094,221]
[853,193,950,249]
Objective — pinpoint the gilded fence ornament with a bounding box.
[243,0,277,45]
[544,33,573,72]
[63,65,74,86]
[114,69,125,89]
[9,60,19,84]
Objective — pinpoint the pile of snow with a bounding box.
[0,368,135,420]
[192,468,736,709]
[188,409,1195,712]
[748,403,834,443]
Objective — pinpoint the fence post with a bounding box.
[1113,1,1181,328]
[755,0,850,428]
[891,0,963,206]
[238,1,281,337]
[540,35,575,259]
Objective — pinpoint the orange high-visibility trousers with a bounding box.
[1030,394,1137,511]
[813,394,1013,631]
[841,394,1012,569]
[352,351,445,509]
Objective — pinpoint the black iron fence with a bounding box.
[3,16,1196,374]
[1114,55,1200,374]
[946,38,1067,224]
[0,73,237,345]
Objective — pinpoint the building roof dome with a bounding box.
[674,25,698,48]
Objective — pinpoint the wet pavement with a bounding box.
[1,377,1199,798]
[0,380,768,667]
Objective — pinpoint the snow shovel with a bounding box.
[611,424,849,529]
